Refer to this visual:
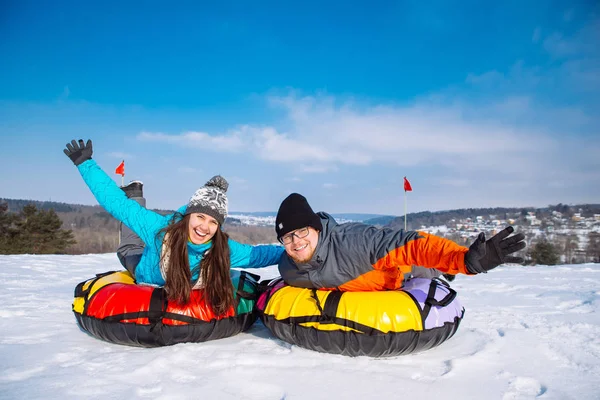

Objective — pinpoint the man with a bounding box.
[275,193,526,291]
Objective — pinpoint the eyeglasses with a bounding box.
[279,227,310,245]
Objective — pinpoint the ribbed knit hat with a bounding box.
[275,193,322,239]
[185,175,229,225]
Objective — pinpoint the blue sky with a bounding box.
[1,1,599,215]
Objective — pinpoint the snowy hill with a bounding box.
[0,254,599,399]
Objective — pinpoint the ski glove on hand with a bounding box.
[64,139,93,166]
[465,226,526,274]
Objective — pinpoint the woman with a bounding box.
[64,139,283,315]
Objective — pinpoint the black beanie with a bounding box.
[275,193,323,239]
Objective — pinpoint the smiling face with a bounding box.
[282,227,320,264]
[187,213,219,244]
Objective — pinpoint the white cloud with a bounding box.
[543,32,579,58]
[138,130,245,152]
[250,94,555,174]
[540,18,599,92]
[107,152,133,159]
[247,126,337,163]
[132,92,577,179]
[301,165,338,173]
[126,17,598,208]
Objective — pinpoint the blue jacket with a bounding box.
[77,160,284,285]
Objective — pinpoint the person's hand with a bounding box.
[64,139,93,166]
[465,226,526,273]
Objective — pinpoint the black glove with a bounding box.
[64,139,93,166]
[465,226,526,274]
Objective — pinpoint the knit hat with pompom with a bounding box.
[185,175,229,225]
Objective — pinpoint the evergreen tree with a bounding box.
[0,203,20,253]
[529,240,560,265]
[0,204,76,254]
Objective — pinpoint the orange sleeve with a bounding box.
[372,231,471,275]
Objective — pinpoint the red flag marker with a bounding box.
[403,176,412,192]
[115,160,125,176]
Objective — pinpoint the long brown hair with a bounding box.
[158,213,234,315]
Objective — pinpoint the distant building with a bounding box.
[525,213,541,226]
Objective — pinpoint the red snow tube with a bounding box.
[72,270,260,347]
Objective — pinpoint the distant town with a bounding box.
[415,208,600,264]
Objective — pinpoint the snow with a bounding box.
[1,254,599,399]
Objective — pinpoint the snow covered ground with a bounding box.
[0,254,599,399]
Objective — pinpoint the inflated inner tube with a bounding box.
[257,277,465,357]
[73,270,259,347]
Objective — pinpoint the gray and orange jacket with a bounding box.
[278,212,471,291]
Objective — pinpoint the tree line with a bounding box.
[1,198,599,266]
[0,199,277,255]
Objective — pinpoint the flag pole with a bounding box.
[404,188,407,231]
[402,176,412,231]
[116,160,125,187]
[115,160,126,246]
